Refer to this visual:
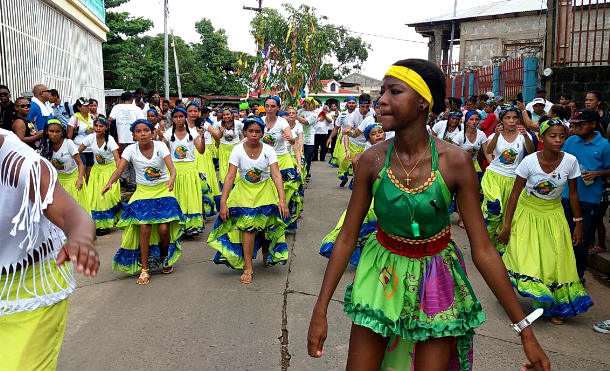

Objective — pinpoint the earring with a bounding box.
[418,104,425,111]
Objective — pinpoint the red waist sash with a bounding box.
[376,224,452,258]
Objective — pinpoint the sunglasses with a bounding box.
[0,92,9,97]
[17,104,31,108]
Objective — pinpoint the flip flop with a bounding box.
[240,270,253,284]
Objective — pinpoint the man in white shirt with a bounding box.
[108,91,145,189]
[525,86,553,113]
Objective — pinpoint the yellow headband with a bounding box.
[384,65,434,112]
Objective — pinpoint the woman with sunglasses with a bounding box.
[11,97,42,149]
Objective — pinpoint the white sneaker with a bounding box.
[593,319,610,334]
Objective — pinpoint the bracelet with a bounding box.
[573,217,583,222]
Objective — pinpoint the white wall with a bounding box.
[0,0,105,110]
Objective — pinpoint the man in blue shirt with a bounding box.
[27,84,54,130]
[562,109,610,282]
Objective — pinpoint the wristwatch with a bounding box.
[510,308,544,335]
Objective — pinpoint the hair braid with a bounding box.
[171,123,176,142]
[103,128,109,151]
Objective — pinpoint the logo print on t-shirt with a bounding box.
[95,154,105,164]
[499,148,518,165]
[466,147,477,156]
[85,126,94,134]
[244,168,262,183]
[144,167,161,181]
[174,145,188,159]
[533,180,557,195]
[51,158,64,170]
[224,131,235,142]
[262,133,276,146]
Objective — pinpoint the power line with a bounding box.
[327,25,427,44]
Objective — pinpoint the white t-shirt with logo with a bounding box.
[516,152,580,200]
[219,120,243,145]
[229,143,278,184]
[109,103,146,145]
[263,117,290,155]
[487,132,533,177]
[121,141,170,186]
[51,139,79,174]
[432,120,465,144]
[300,110,317,146]
[163,130,198,162]
[81,134,119,165]
[68,115,94,151]
[453,129,488,160]
[347,110,373,147]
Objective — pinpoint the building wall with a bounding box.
[0,0,106,110]
[459,14,545,68]
[549,66,610,106]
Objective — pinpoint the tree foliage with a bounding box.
[246,3,370,105]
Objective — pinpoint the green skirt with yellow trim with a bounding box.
[173,161,204,232]
[218,142,237,190]
[503,193,593,317]
[195,147,220,216]
[345,233,486,371]
[480,169,516,255]
[58,169,89,213]
[88,162,122,229]
[338,140,363,180]
[113,182,185,274]
[208,177,288,270]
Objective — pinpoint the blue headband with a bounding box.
[130,119,155,132]
[464,110,480,122]
[345,97,356,102]
[265,95,282,106]
[448,111,463,118]
[172,106,187,117]
[147,108,159,116]
[231,109,238,114]
[278,110,287,117]
[499,104,521,120]
[242,117,265,129]
[363,123,382,140]
[93,117,109,126]
[359,98,371,105]
[186,100,200,110]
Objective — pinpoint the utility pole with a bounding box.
[243,0,262,13]
[163,0,170,102]
[171,30,183,100]
[448,0,458,75]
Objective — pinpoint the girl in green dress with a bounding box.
[307,59,550,371]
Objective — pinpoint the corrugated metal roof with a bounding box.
[408,0,547,25]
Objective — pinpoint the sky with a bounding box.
[116,0,496,80]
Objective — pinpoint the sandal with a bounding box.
[457,219,465,229]
[136,269,150,285]
[551,317,564,325]
[162,266,174,274]
[240,270,253,284]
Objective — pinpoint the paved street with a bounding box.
[58,161,610,371]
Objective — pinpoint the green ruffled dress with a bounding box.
[345,137,486,371]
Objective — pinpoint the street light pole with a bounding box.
[171,30,183,100]
[448,0,457,75]
[163,0,170,102]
